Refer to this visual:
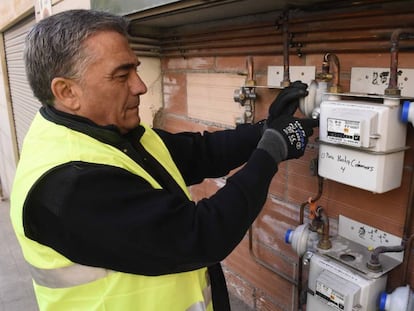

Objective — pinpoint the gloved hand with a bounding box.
[258,115,319,163]
[267,81,308,124]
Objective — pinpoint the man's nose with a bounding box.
[130,72,147,95]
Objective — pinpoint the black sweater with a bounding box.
[23,106,279,310]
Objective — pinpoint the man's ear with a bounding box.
[51,77,81,111]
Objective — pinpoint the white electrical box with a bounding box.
[307,253,387,311]
[318,98,407,193]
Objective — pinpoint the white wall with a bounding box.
[139,57,163,127]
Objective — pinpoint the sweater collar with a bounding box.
[39,105,145,146]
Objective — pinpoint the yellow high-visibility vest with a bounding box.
[10,112,212,311]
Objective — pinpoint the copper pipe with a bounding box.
[157,39,414,58]
[385,28,414,95]
[161,32,379,50]
[325,53,341,93]
[280,11,291,87]
[246,56,255,87]
[299,176,324,226]
[316,206,332,250]
[298,175,324,308]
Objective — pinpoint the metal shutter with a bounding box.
[4,16,41,154]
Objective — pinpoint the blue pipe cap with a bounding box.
[285,229,293,244]
[401,100,411,123]
[379,291,387,311]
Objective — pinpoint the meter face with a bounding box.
[327,118,361,147]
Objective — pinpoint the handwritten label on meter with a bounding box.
[327,118,361,147]
[316,281,345,310]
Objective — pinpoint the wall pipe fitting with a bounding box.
[401,101,414,126]
[233,56,256,123]
[380,285,414,311]
[385,28,414,96]
[366,245,405,272]
[314,206,332,250]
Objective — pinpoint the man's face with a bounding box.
[73,31,147,134]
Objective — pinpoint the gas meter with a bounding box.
[318,95,407,193]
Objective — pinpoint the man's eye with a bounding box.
[114,72,129,80]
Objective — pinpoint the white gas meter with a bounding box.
[318,95,407,193]
[306,252,387,311]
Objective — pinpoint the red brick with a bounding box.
[162,57,188,70]
[223,267,256,309]
[163,73,187,115]
[215,56,249,72]
[188,57,215,70]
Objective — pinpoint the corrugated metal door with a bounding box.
[4,16,40,153]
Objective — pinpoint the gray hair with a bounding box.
[24,9,129,106]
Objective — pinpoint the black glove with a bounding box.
[267,81,308,124]
[258,115,319,162]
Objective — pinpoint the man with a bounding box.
[10,9,318,311]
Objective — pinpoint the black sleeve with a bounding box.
[24,148,277,276]
[154,122,263,185]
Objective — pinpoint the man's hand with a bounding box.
[258,115,319,163]
[267,81,308,123]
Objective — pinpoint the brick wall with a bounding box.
[154,8,414,311]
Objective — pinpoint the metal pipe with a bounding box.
[248,226,298,286]
[385,28,414,96]
[316,206,332,250]
[367,245,405,272]
[246,56,255,87]
[280,11,291,87]
[158,39,414,58]
[399,142,414,284]
[402,234,414,284]
[298,175,324,308]
[324,53,342,93]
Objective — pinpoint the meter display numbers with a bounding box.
[327,118,361,147]
[316,281,345,310]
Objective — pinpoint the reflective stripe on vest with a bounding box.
[28,263,112,288]
[29,263,212,310]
